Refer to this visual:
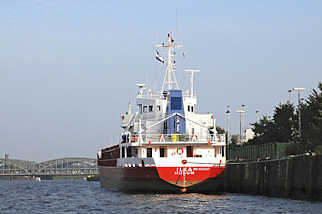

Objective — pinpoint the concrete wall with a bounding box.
[225,154,322,201]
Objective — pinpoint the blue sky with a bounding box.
[0,1,321,161]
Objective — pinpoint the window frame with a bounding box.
[143,106,148,113]
[147,148,152,157]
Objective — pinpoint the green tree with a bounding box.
[273,103,297,142]
[249,116,274,144]
[300,82,322,152]
[230,134,239,145]
[216,126,225,134]
[246,82,321,154]
[249,103,296,144]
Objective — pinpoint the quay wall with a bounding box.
[225,154,322,201]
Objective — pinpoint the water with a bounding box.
[0,180,321,214]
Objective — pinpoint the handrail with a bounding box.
[122,133,226,144]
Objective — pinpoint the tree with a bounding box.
[300,82,322,151]
[248,116,274,144]
[249,103,296,144]
[273,103,297,142]
[244,82,321,154]
[230,134,239,145]
[216,126,225,134]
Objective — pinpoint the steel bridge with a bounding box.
[0,157,98,177]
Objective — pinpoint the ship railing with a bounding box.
[123,133,226,144]
[136,91,196,100]
[217,134,226,142]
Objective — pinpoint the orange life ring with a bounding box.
[177,147,184,155]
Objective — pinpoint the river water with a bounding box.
[0,179,321,214]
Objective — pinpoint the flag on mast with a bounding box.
[155,49,164,63]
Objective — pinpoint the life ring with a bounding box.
[177,148,184,155]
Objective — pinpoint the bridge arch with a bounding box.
[0,157,98,176]
[38,158,97,171]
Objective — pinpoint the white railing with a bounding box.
[121,133,226,144]
[136,91,196,100]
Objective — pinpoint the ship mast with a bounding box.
[184,69,200,98]
[156,33,182,91]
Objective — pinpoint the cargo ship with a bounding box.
[97,33,226,193]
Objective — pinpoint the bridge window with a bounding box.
[191,106,194,112]
[171,97,182,110]
[133,147,138,157]
[149,105,153,112]
[188,105,190,112]
[126,147,132,157]
[143,106,148,113]
[157,105,161,111]
[121,147,125,158]
[160,147,167,157]
[187,146,193,157]
[147,148,152,157]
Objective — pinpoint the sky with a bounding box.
[0,0,321,161]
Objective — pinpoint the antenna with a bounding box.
[184,69,200,98]
[156,33,182,91]
[176,9,178,41]
[128,102,132,115]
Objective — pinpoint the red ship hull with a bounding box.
[98,165,225,193]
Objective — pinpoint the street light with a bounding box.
[256,110,260,122]
[226,105,230,145]
[236,109,245,144]
[241,104,246,141]
[292,88,306,137]
[288,89,292,104]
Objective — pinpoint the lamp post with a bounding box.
[256,110,260,122]
[241,104,246,141]
[226,105,230,145]
[236,109,245,144]
[292,88,306,137]
[288,89,292,104]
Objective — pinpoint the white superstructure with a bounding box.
[98,33,226,192]
[118,33,226,164]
